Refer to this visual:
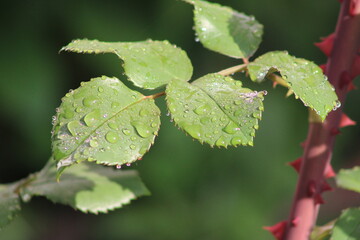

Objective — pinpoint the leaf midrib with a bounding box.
[64,95,150,162]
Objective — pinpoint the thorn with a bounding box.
[321,180,333,192]
[314,193,325,205]
[339,113,356,128]
[263,221,287,240]
[291,217,300,226]
[330,127,341,136]
[273,81,279,88]
[314,33,335,56]
[288,157,303,173]
[349,0,356,16]
[349,82,357,92]
[319,64,327,73]
[339,71,353,90]
[324,163,336,178]
[307,181,316,197]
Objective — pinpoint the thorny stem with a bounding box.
[284,0,360,239]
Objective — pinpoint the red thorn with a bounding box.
[348,81,357,92]
[314,193,325,205]
[319,64,327,73]
[307,181,316,196]
[330,127,341,136]
[291,217,300,226]
[324,163,336,178]
[321,180,333,192]
[314,33,335,56]
[263,221,287,240]
[339,113,356,128]
[288,157,303,173]
[273,81,279,88]
[349,0,356,16]
[339,71,354,90]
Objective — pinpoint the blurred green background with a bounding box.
[1,0,359,239]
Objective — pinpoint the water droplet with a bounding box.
[231,137,242,145]
[83,96,98,107]
[106,131,119,143]
[111,102,120,109]
[84,109,101,127]
[63,109,75,119]
[132,121,151,138]
[224,105,231,110]
[108,122,118,130]
[122,128,131,136]
[254,124,259,130]
[183,124,202,139]
[151,122,157,128]
[234,100,242,105]
[52,116,57,125]
[200,117,210,125]
[139,108,149,117]
[194,104,211,115]
[215,137,226,147]
[130,144,136,150]
[333,100,341,111]
[248,141,254,146]
[223,121,239,134]
[76,107,83,113]
[211,117,217,122]
[67,121,82,136]
[90,139,99,147]
[131,136,137,141]
[98,86,104,92]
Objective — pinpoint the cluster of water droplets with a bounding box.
[166,75,265,147]
[53,77,160,169]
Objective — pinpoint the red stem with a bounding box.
[284,1,360,240]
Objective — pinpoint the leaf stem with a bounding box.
[146,91,165,99]
[284,1,360,239]
[217,63,247,76]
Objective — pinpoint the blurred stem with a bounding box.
[217,63,247,76]
[284,0,360,239]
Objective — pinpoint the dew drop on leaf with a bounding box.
[105,131,119,144]
[83,96,98,107]
[67,120,82,136]
[122,128,131,136]
[84,109,101,127]
[223,121,239,134]
[132,121,151,138]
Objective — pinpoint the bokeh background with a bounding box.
[1,0,359,239]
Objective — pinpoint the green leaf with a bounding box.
[166,73,265,147]
[336,167,360,193]
[21,162,150,214]
[52,76,160,173]
[185,0,263,58]
[247,51,339,120]
[331,208,360,240]
[61,39,193,89]
[0,184,21,229]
